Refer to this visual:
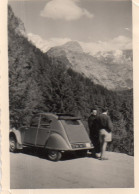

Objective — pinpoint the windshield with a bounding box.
[61,120,90,143]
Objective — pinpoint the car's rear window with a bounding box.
[40,116,51,127]
[63,120,80,125]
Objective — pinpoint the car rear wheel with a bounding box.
[47,150,62,161]
[10,136,17,152]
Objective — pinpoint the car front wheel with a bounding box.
[47,150,62,161]
[10,136,17,152]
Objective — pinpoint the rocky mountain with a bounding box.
[27,32,133,91]
[27,28,133,91]
[47,41,133,91]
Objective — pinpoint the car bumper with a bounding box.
[71,142,94,149]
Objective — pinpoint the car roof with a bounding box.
[37,112,81,120]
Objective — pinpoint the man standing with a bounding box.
[97,108,113,160]
[88,108,100,157]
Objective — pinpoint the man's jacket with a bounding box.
[88,115,99,138]
[97,113,113,133]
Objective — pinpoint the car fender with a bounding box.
[9,128,23,149]
[45,133,70,151]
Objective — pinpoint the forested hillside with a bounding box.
[8,5,133,155]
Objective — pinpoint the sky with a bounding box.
[9,0,132,54]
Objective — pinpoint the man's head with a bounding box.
[90,108,97,115]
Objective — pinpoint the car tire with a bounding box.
[47,150,62,161]
[10,136,17,152]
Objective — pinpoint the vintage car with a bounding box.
[9,113,93,161]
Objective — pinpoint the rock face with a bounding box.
[47,41,133,91]
[60,41,83,53]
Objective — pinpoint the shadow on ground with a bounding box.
[15,147,97,161]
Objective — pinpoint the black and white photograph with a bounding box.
[7,0,134,189]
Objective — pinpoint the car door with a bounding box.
[36,115,51,146]
[23,115,40,145]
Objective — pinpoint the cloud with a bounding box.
[80,36,132,55]
[40,0,93,21]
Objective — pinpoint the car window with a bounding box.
[64,120,80,125]
[30,116,40,127]
[40,116,51,127]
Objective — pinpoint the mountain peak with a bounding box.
[62,41,83,53]
[47,41,84,59]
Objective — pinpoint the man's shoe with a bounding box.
[99,157,108,160]
[95,153,101,158]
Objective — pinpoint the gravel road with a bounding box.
[10,149,134,189]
